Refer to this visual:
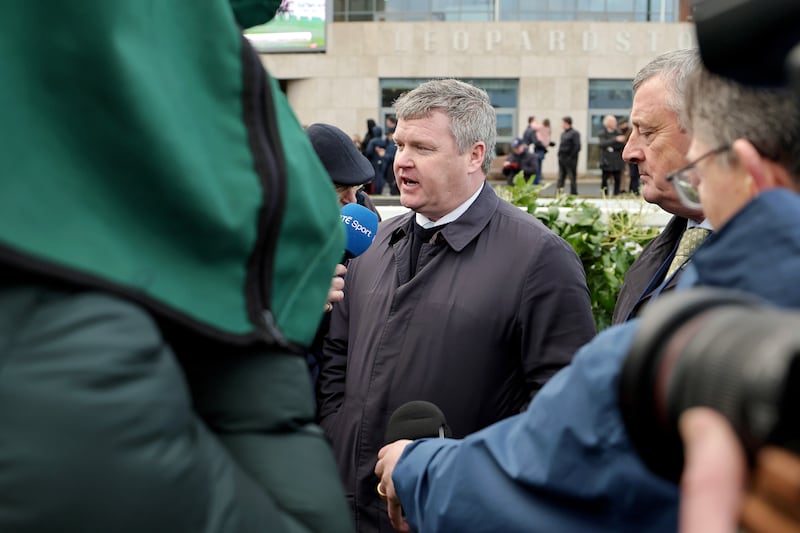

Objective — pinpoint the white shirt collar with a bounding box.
[415,182,485,229]
[686,218,714,231]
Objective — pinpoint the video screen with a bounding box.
[244,0,327,53]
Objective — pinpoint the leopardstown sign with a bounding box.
[392,26,695,55]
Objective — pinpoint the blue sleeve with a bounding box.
[392,322,678,533]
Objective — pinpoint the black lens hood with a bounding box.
[619,287,764,481]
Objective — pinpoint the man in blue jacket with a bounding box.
[373,57,800,533]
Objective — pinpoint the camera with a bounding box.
[692,0,800,93]
[619,287,800,482]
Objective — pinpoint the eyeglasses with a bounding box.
[335,184,364,195]
[666,145,729,210]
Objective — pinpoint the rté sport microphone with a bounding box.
[384,400,452,445]
[341,202,378,260]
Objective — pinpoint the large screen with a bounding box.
[244,0,327,53]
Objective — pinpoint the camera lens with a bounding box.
[619,288,800,482]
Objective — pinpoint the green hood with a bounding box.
[0,0,344,349]
[229,0,284,28]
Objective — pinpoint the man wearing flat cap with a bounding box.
[306,123,382,386]
[307,123,381,217]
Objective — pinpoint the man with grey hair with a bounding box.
[613,48,710,324]
[373,54,800,533]
[317,78,596,532]
[598,114,626,195]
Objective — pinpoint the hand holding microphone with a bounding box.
[375,401,451,532]
[324,203,379,312]
[341,202,379,261]
[324,263,347,312]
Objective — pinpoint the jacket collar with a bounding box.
[691,189,800,308]
[389,183,500,252]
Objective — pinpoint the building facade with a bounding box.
[258,3,693,177]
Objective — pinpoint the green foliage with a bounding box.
[500,175,659,330]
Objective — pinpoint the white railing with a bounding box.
[377,198,670,228]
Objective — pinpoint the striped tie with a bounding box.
[665,227,711,279]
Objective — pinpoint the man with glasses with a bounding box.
[374,54,800,532]
[613,49,712,325]
[674,49,800,533]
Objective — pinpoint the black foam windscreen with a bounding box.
[384,400,451,444]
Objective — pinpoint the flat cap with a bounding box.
[306,123,375,186]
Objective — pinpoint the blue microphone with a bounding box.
[341,203,379,260]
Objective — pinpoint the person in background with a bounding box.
[306,122,380,385]
[381,127,400,195]
[371,126,397,196]
[535,118,556,183]
[612,49,708,325]
[364,125,388,194]
[361,118,377,156]
[522,116,548,185]
[502,137,539,185]
[521,115,540,147]
[351,133,363,152]
[598,114,626,196]
[309,122,382,252]
[307,122,381,221]
[374,50,800,533]
[385,114,398,133]
[319,78,595,532]
[618,118,640,194]
[557,116,581,195]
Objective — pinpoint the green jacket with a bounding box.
[0,0,344,350]
[0,2,353,532]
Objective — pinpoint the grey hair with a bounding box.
[393,79,497,175]
[684,65,800,186]
[633,48,701,130]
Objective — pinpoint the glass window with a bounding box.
[550,0,576,9]
[338,0,680,22]
[577,0,606,12]
[380,78,518,148]
[589,79,633,109]
[607,0,634,10]
[496,113,514,139]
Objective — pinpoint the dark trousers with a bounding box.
[601,170,621,196]
[534,150,546,184]
[557,155,578,195]
[628,163,640,194]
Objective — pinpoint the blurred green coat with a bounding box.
[0,1,352,531]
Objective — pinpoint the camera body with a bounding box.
[619,288,800,482]
[693,0,800,94]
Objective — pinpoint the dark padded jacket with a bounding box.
[0,2,352,531]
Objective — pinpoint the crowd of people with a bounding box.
[1,1,797,532]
